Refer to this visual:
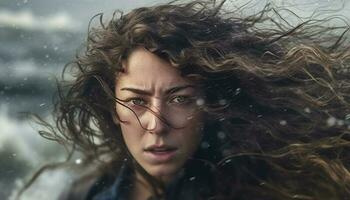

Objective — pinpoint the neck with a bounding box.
[129,171,164,200]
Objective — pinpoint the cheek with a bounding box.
[115,103,130,122]
[119,123,142,151]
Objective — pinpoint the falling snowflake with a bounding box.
[345,114,350,121]
[326,117,336,127]
[304,107,311,113]
[75,159,82,164]
[219,99,227,105]
[234,88,241,95]
[217,131,226,139]
[279,120,287,126]
[196,98,204,106]
[337,120,344,126]
[201,141,210,149]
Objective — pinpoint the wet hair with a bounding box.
[20,0,350,199]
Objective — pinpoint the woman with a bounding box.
[20,0,350,199]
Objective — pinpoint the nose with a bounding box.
[142,103,168,135]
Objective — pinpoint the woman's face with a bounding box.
[115,48,204,183]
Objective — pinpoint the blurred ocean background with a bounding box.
[0,0,349,199]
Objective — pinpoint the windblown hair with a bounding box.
[22,0,350,199]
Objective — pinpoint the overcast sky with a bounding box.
[1,0,349,33]
[0,0,169,32]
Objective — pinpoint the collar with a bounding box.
[91,164,132,200]
[91,159,216,200]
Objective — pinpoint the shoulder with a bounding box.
[58,163,118,200]
[60,174,118,200]
[58,172,100,200]
[60,163,131,200]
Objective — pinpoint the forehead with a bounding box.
[116,48,192,89]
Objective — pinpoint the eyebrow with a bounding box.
[120,84,196,96]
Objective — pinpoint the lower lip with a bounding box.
[144,149,177,163]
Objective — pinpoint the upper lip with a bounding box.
[144,144,177,151]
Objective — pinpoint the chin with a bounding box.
[145,163,182,182]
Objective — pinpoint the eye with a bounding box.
[128,98,147,106]
[170,96,190,104]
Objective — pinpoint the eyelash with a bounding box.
[125,95,193,107]
[169,95,192,104]
[127,97,147,106]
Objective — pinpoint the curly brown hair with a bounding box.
[19,0,350,199]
